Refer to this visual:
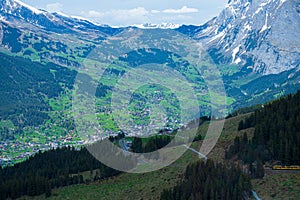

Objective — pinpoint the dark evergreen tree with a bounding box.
[131,137,143,153]
[238,120,244,131]
[160,160,252,200]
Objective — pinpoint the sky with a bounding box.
[21,0,228,26]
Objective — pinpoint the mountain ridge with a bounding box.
[1,0,299,75]
[0,0,299,111]
[0,0,121,37]
[187,0,300,75]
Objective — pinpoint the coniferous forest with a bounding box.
[131,135,172,153]
[226,91,300,170]
[0,146,119,199]
[160,160,252,200]
[0,53,76,129]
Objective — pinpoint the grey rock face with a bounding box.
[192,0,300,75]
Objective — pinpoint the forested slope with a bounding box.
[226,90,300,174]
[0,146,119,199]
[0,52,76,131]
[160,160,252,200]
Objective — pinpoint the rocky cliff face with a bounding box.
[185,0,300,75]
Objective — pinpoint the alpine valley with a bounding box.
[0,0,299,166]
[0,0,300,199]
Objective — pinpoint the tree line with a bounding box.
[0,145,119,199]
[131,135,172,153]
[0,53,76,131]
[226,90,300,176]
[160,160,252,200]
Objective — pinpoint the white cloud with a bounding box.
[86,10,104,18]
[20,0,228,26]
[79,6,202,26]
[46,2,63,13]
[151,10,160,14]
[162,6,198,14]
[82,7,150,26]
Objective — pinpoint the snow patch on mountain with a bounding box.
[70,15,104,26]
[232,45,241,63]
[55,11,69,18]
[259,12,269,33]
[14,0,44,14]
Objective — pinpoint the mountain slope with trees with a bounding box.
[0,145,119,199]
[160,160,252,200]
[0,52,76,130]
[226,90,300,176]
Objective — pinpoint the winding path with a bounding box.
[252,190,261,200]
[183,144,207,160]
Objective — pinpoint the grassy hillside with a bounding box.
[252,173,300,200]
[25,114,252,200]
[19,112,299,200]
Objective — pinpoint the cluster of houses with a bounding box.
[0,135,85,167]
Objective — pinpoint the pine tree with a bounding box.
[255,160,264,178]
[45,181,51,198]
[238,120,244,130]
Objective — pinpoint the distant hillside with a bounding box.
[0,52,76,135]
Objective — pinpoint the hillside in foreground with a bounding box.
[0,90,296,199]
[29,91,300,200]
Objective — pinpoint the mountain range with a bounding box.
[0,0,299,161]
[0,1,299,199]
[191,0,300,75]
[1,0,299,73]
[0,0,299,113]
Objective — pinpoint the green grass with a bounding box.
[16,114,300,200]
[218,64,240,76]
[89,58,234,133]
[28,146,197,200]
[0,120,15,130]
[23,114,255,200]
[252,173,300,200]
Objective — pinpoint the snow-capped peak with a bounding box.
[1,0,44,15]
[70,15,106,26]
[132,23,180,29]
[193,0,300,75]
[14,0,44,14]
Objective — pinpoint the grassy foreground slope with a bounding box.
[24,110,300,200]
[252,173,300,200]
[26,114,253,200]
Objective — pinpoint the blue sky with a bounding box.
[21,0,227,26]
